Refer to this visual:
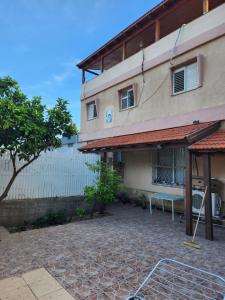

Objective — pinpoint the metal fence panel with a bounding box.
[0,145,99,200]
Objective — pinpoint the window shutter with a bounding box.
[186,62,198,91]
[95,98,100,117]
[197,54,204,87]
[173,68,185,94]
[87,103,93,120]
[132,83,138,106]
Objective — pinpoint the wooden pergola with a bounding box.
[186,131,225,240]
[77,0,224,83]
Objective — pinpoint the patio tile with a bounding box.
[22,268,53,284]
[0,277,26,294]
[1,285,36,300]
[27,275,62,298]
[38,288,75,300]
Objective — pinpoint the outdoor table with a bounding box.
[149,192,184,221]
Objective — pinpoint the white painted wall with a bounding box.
[0,145,99,200]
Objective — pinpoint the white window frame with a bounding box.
[87,101,97,121]
[172,62,199,95]
[120,87,135,111]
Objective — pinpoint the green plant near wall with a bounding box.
[75,207,86,219]
[33,209,69,228]
[84,161,122,215]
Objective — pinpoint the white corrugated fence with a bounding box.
[0,145,99,200]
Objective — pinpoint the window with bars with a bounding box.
[119,86,135,110]
[173,62,199,95]
[87,101,97,120]
[152,148,185,186]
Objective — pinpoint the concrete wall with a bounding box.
[80,4,225,142]
[0,196,86,226]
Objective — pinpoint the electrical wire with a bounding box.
[124,23,186,119]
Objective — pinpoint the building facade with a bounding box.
[78,0,225,240]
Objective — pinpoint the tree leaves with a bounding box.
[0,76,77,201]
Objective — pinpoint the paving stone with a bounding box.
[0,277,26,294]
[38,288,75,300]
[22,268,53,284]
[1,285,36,300]
[27,276,62,298]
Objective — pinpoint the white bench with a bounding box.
[149,192,184,221]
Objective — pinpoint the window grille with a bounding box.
[153,148,185,186]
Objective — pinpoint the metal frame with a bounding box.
[127,258,225,300]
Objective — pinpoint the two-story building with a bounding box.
[77,0,225,240]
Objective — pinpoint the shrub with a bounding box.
[75,207,86,219]
[84,161,122,214]
[33,209,69,228]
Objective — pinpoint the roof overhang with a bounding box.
[77,0,181,70]
[189,130,225,153]
[79,121,220,153]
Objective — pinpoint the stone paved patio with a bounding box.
[0,203,224,299]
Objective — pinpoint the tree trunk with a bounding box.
[0,171,17,202]
[0,155,39,202]
[99,203,106,214]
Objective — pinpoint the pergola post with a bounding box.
[82,69,86,84]
[122,41,126,60]
[101,56,104,73]
[155,19,161,41]
[101,152,107,163]
[203,153,213,240]
[203,0,209,14]
[185,149,193,236]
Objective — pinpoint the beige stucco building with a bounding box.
[77,0,225,240]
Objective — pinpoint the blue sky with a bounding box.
[0,0,160,128]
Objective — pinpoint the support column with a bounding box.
[122,41,126,60]
[155,19,160,42]
[203,153,213,240]
[185,150,193,236]
[82,69,86,84]
[203,0,209,14]
[101,152,107,163]
[101,56,104,73]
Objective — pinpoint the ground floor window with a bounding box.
[152,148,185,186]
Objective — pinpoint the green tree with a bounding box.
[84,161,122,215]
[0,76,77,202]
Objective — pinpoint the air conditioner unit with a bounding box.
[192,190,220,217]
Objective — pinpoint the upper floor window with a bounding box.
[173,62,199,95]
[87,101,97,120]
[119,86,135,110]
[172,58,202,95]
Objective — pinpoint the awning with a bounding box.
[189,131,225,152]
[79,122,219,152]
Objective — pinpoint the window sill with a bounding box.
[87,117,97,121]
[152,182,184,189]
[172,85,201,96]
[120,105,137,112]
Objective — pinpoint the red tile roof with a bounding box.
[189,131,225,151]
[79,122,214,152]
